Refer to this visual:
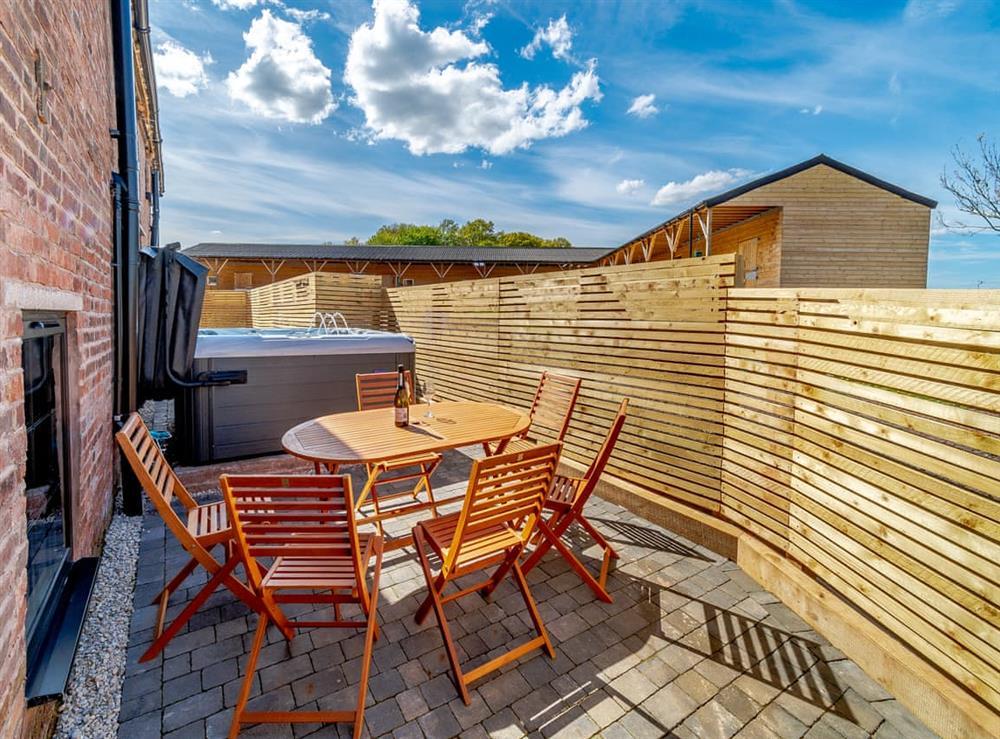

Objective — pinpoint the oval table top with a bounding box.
[282,401,530,465]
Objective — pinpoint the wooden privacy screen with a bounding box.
[388,254,739,511]
[386,258,1000,723]
[249,271,391,330]
[725,289,1000,716]
[200,290,251,328]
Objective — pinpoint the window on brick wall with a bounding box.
[21,313,72,656]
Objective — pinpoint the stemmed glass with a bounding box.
[419,378,436,419]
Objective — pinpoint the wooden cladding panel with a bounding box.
[200,290,251,327]
[725,288,1000,713]
[391,263,997,722]
[388,255,738,513]
[725,165,930,288]
[247,272,391,330]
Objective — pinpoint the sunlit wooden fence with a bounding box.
[249,272,391,329]
[386,255,1000,737]
[200,289,251,327]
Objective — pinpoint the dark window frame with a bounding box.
[21,311,74,670]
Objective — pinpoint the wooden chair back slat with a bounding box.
[523,373,581,444]
[115,412,198,526]
[356,370,414,411]
[446,443,560,573]
[578,399,629,503]
[222,474,365,594]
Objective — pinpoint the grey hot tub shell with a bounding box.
[178,329,416,464]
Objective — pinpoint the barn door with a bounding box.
[738,238,759,286]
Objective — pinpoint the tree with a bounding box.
[456,218,499,246]
[363,218,572,247]
[367,223,444,245]
[940,134,1000,233]
[437,219,460,245]
[344,236,360,245]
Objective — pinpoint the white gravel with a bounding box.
[54,508,143,739]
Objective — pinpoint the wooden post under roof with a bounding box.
[261,258,285,283]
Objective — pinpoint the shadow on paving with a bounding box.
[118,450,935,739]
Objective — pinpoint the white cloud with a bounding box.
[799,104,823,115]
[616,178,644,195]
[903,0,959,22]
[520,15,573,61]
[344,0,601,155]
[627,93,658,119]
[889,72,902,95]
[651,168,751,206]
[479,159,493,169]
[226,10,335,124]
[210,0,330,22]
[283,7,331,23]
[154,40,212,98]
[211,0,261,8]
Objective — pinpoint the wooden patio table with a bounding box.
[282,401,530,549]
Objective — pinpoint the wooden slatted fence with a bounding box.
[386,258,1000,735]
[388,254,738,511]
[725,288,1000,720]
[199,290,251,327]
[248,272,391,330]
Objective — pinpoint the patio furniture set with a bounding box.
[116,372,629,738]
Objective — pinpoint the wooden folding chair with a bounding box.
[115,413,286,663]
[349,370,443,533]
[222,474,383,739]
[412,443,561,704]
[517,399,629,603]
[483,372,581,456]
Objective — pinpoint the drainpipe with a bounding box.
[150,170,160,247]
[110,0,142,515]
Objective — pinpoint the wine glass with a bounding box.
[419,379,436,419]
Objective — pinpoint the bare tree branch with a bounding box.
[940,133,1000,233]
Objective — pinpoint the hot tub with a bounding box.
[177,328,415,464]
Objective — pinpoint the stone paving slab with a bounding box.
[118,449,939,738]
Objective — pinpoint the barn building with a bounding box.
[184,155,935,291]
[602,154,937,287]
[181,243,616,289]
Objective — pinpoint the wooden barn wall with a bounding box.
[247,272,392,330]
[388,260,999,730]
[725,288,1000,719]
[199,257,573,289]
[726,164,930,288]
[388,254,738,512]
[199,290,251,327]
[707,208,782,287]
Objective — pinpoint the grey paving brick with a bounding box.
[478,669,531,713]
[117,466,938,739]
[417,704,463,737]
[363,698,406,736]
[641,682,698,730]
[163,671,203,707]
[291,665,348,706]
[682,700,744,739]
[162,687,224,732]
[117,711,161,739]
[260,653,315,692]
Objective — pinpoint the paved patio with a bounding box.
[117,450,937,739]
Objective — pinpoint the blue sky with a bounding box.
[151,0,1000,287]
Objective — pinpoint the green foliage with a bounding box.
[367,223,445,245]
[362,219,570,247]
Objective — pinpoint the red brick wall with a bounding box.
[0,2,154,734]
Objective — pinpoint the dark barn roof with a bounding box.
[182,243,616,265]
[621,154,938,249]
